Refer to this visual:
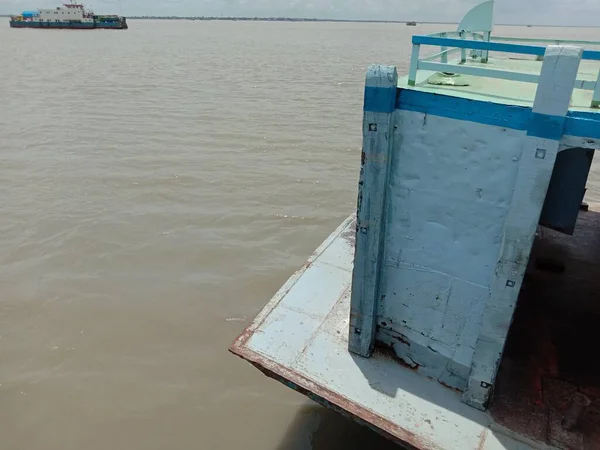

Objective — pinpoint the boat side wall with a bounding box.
[10,20,127,29]
[95,21,127,29]
[350,48,596,406]
[10,20,95,28]
[376,94,527,390]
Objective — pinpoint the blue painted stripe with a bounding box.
[527,113,565,140]
[395,89,600,140]
[413,35,546,56]
[396,89,531,130]
[10,21,95,28]
[565,112,600,139]
[363,86,398,113]
[412,35,600,61]
[567,110,598,121]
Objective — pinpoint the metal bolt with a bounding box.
[535,148,546,159]
[506,280,516,287]
[369,123,377,132]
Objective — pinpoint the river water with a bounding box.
[0,20,599,450]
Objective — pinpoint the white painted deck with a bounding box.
[230,216,557,450]
[404,55,600,112]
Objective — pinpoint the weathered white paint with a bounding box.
[457,0,494,34]
[463,45,584,410]
[408,45,420,86]
[560,135,600,151]
[348,65,398,358]
[375,109,527,389]
[455,0,495,65]
[482,31,491,63]
[38,5,94,23]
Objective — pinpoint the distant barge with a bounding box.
[231,1,600,448]
[9,1,127,29]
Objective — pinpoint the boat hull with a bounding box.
[95,21,128,29]
[9,20,127,29]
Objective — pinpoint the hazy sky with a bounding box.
[1,0,599,25]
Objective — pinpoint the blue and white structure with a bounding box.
[9,1,127,29]
[231,2,600,448]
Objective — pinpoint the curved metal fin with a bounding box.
[457,0,494,33]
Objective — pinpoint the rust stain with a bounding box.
[476,430,487,450]
[230,324,256,349]
[341,220,357,246]
[231,345,441,450]
[438,380,462,394]
[392,333,411,346]
[378,345,420,372]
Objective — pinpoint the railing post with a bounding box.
[348,65,398,358]
[441,32,448,63]
[592,70,600,108]
[481,31,491,63]
[462,45,583,411]
[470,32,479,59]
[460,31,467,64]
[408,44,420,86]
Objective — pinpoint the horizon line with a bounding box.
[1,14,598,27]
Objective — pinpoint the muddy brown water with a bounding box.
[1,20,599,450]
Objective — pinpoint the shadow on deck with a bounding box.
[490,208,600,449]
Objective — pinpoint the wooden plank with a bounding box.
[348,65,398,357]
[462,45,583,411]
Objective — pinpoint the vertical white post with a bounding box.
[408,44,420,86]
[470,32,478,59]
[481,31,490,63]
[592,70,600,108]
[460,31,467,64]
[441,32,448,63]
[349,65,398,358]
[462,45,583,411]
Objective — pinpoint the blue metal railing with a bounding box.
[407,33,600,108]
[412,36,600,60]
